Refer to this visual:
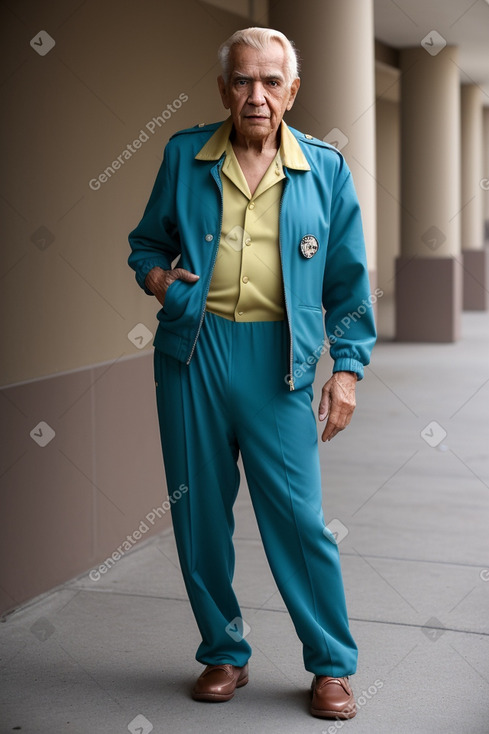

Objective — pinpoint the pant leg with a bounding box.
[154,323,251,667]
[229,319,358,677]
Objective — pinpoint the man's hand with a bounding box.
[318,371,357,442]
[144,266,199,307]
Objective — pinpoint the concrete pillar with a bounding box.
[269,0,377,289]
[376,97,400,298]
[396,46,461,341]
[461,85,488,310]
[484,108,489,243]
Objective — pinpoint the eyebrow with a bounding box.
[231,72,285,82]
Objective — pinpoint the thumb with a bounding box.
[173,268,200,283]
[318,387,331,422]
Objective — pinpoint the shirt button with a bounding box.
[245,238,252,246]
[238,311,244,316]
[242,276,249,283]
[248,202,255,210]
[305,133,313,140]
[204,234,213,242]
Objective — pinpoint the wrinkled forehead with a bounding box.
[227,41,287,80]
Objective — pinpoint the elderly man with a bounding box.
[128,27,376,720]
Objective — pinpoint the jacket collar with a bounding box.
[195,116,310,171]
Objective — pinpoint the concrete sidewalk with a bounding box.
[1,309,489,734]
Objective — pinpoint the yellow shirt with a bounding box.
[195,118,310,322]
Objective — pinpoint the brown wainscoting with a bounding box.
[395,257,462,342]
[0,351,170,616]
[462,248,489,311]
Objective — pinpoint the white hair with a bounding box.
[218,27,300,86]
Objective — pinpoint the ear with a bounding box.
[286,77,301,111]
[217,76,230,110]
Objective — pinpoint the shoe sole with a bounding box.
[192,675,249,702]
[310,705,357,719]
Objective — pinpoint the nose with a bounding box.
[248,81,266,106]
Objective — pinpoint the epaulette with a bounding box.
[170,121,222,139]
[298,131,344,158]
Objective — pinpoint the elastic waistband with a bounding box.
[204,310,285,329]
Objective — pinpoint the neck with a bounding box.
[231,127,280,156]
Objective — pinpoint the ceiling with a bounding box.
[373,0,489,102]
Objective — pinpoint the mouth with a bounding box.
[244,115,270,121]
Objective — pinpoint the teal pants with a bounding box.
[154,312,358,676]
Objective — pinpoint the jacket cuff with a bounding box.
[136,260,168,295]
[332,358,364,381]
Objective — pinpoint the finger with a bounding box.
[321,402,339,441]
[321,403,354,441]
[154,287,167,307]
[173,268,200,283]
[321,419,338,442]
[318,388,331,421]
[326,429,339,442]
[322,420,343,442]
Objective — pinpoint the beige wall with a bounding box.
[0,0,249,615]
[206,0,268,22]
[0,0,248,387]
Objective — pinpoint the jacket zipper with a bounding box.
[279,176,295,391]
[186,159,224,365]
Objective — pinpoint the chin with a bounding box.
[242,120,271,134]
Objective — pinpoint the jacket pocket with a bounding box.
[162,278,191,319]
[294,305,325,364]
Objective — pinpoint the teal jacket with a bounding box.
[128,121,376,390]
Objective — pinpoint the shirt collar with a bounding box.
[195,116,310,171]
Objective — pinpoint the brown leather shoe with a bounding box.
[310,675,356,719]
[192,663,249,702]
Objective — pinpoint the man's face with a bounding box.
[218,41,300,144]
